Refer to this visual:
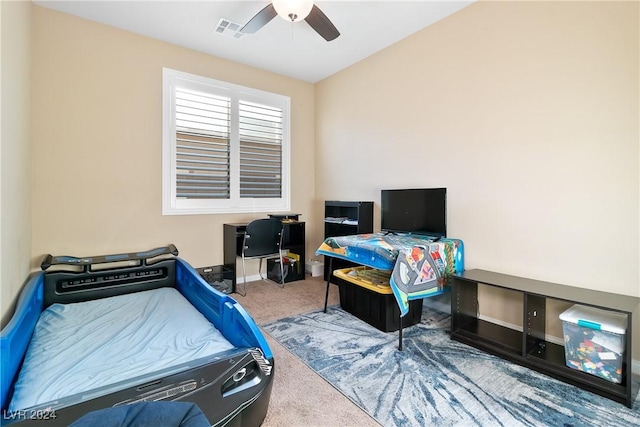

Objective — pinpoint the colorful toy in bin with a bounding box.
[560,304,627,384]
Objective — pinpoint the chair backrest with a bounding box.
[242,218,284,258]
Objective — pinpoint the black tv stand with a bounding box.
[451,269,639,408]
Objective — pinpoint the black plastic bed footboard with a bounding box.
[40,244,180,308]
[2,347,274,427]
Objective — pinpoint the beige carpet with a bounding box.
[236,276,381,427]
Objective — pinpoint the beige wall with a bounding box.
[1,0,32,325]
[315,1,639,351]
[2,1,639,358]
[30,6,316,275]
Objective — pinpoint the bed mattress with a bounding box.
[9,287,236,411]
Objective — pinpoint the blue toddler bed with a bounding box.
[1,245,273,426]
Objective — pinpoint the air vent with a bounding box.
[215,18,245,39]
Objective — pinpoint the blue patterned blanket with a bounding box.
[316,233,464,315]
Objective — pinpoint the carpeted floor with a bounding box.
[238,277,380,427]
[262,305,640,427]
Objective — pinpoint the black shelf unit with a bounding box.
[323,201,374,281]
[451,269,639,408]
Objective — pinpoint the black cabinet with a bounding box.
[323,201,374,281]
[451,269,639,408]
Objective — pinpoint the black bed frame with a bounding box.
[3,245,274,426]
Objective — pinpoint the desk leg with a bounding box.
[223,224,239,294]
[398,314,403,351]
[324,257,333,313]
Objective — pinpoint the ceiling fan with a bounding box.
[241,0,340,42]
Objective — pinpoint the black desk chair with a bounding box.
[239,218,285,296]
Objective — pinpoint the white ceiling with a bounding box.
[33,0,474,83]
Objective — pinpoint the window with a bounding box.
[162,68,291,215]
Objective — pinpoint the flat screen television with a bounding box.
[381,188,446,237]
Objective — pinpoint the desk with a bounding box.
[224,221,306,293]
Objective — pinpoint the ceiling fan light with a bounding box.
[272,0,314,22]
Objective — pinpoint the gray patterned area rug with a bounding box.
[262,306,640,427]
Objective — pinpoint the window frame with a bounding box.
[162,68,291,215]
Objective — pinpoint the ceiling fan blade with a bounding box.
[241,3,277,34]
[305,4,340,41]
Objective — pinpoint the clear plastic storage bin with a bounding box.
[560,304,627,384]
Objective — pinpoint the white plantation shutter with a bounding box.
[175,89,230,199]
[239,101,282,198]
[163,68,290,215]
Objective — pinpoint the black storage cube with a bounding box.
[196,265,234,294]
[266,256,304,283]
[266,259,289,283]
[335,271,423,332]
